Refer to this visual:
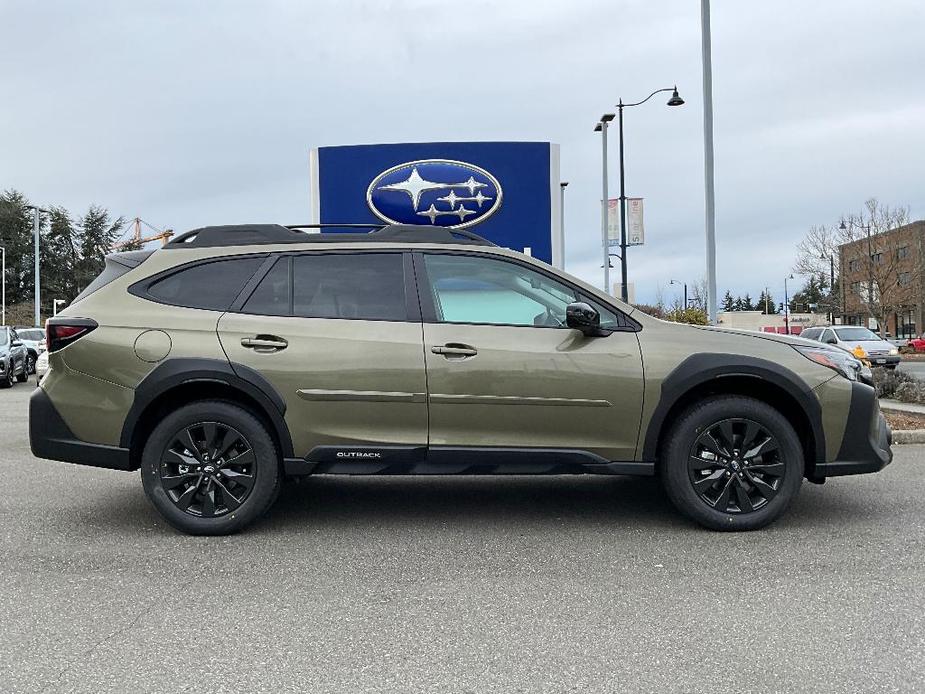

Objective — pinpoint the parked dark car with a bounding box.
[0,326,29,388]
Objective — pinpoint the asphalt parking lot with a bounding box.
[1,385,923,693]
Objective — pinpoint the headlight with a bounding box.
[889,348,899,356]
[793,345,862,381]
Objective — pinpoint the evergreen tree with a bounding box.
[0,190,37,304]
[76,205,124,293]
[742,293,754,311]
[722,290,734,312]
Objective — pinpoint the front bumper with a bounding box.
[30,387,132,471]
[814,381,892,477]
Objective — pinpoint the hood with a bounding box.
[838,338,896,353]
[692,324,821,348]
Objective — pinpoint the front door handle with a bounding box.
[241,335,289,352]
[431,343,478,358]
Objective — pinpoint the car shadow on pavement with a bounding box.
[263,475,682,531]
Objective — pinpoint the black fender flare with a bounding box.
[120,357,294,458]
[641,353,826,463]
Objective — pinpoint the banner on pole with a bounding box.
[626,197,644,246]
[606,199,620,248]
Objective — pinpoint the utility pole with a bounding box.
[701,0,717,324]
[765,287,769,315]
[1,246,5,326]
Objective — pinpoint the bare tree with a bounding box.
[688,277,709,311]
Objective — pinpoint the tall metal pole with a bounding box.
[784,276,790,334]
[1,247,5,326]
[828,255,835,324]
[600,122,610,295]
[684,283,688,309]
[33,208,40,327]
[559,182,568,270]
[617,103,628,303]
[701,0,717,324]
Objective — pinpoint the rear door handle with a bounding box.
[241,335,289,352]
[431,344,478,358]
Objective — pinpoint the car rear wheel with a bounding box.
[0,366,14,389]
[15,361,28,382]
[659,395,803,531]
[26,353,35,375]
[141,401,281,535]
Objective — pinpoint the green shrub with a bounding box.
[872,367,916,399]
[893,381,925,403]
[663,307,709,325]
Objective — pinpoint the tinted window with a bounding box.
[18,329,43,341]
[292,253,406,321]
[243,257,290,316]
[423,254,620,328]
[0,330,7,346]
[801,328,821,341]
[148,256,264,310]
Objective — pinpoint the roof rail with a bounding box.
[164,223,497,249]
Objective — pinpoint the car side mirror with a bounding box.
[824,337,837,345]
[11,340,22,348]
[566,302,607,337]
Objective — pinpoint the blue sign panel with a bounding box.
[310,142,561,266]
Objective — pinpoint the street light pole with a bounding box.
[784,274,793,334]
[594,115,614,294]
[33,208,40,327]
[610,87,684,303]
[559,182,568,270]
[701,0,717,324]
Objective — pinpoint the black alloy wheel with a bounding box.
[27,353,35,375]
[688,418,785,514]
[159,422,256,518]
[660,395,803,531]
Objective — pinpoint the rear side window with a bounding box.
[241,253,407,321]
[147,256,264,310]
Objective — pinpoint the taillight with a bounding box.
[46,318,98,353]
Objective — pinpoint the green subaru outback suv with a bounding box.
[30,224,892,534]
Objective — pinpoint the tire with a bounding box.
[16,360,28,383]
[26,353,35,375]
[659,395,804,531]
[0,366,11,389]
[141,400,281,535]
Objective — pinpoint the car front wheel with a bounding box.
[660,395,804,531]
[141,401,281,535]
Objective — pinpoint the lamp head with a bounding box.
[666,87,685,106]
[600,113,616,123]
[593,123,602,132]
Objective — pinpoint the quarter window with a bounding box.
[423,254,620,329]
[243,257,290,316]
[147,256,265,310]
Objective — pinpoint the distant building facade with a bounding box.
[716,310,827,334]
[838,220,925,338]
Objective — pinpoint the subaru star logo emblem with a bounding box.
[366,159,502,229]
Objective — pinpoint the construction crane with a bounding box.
[110,217,174,251]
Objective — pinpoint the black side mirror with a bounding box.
[566,302,607,337]
[824,337,837,345]
[11,340,22,348]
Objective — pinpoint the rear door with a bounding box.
[415,251,644,462]
[218,251,428,459]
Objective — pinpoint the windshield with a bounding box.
[835,327,882,342]
[18,329,42,341]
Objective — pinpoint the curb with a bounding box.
[891,429,925,444]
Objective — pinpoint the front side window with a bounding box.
[147,256,265,310]
[423,254,620,329]
[0,329,7,346]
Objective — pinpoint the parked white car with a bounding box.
[34,349,49,383]
[801,326,900,368]
[14,327,46,374]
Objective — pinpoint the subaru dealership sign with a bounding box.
[309,142,563,266]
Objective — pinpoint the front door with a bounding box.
[415,252,644,461]
[218,251,428,459]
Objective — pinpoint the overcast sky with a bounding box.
[2,0,923,305]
